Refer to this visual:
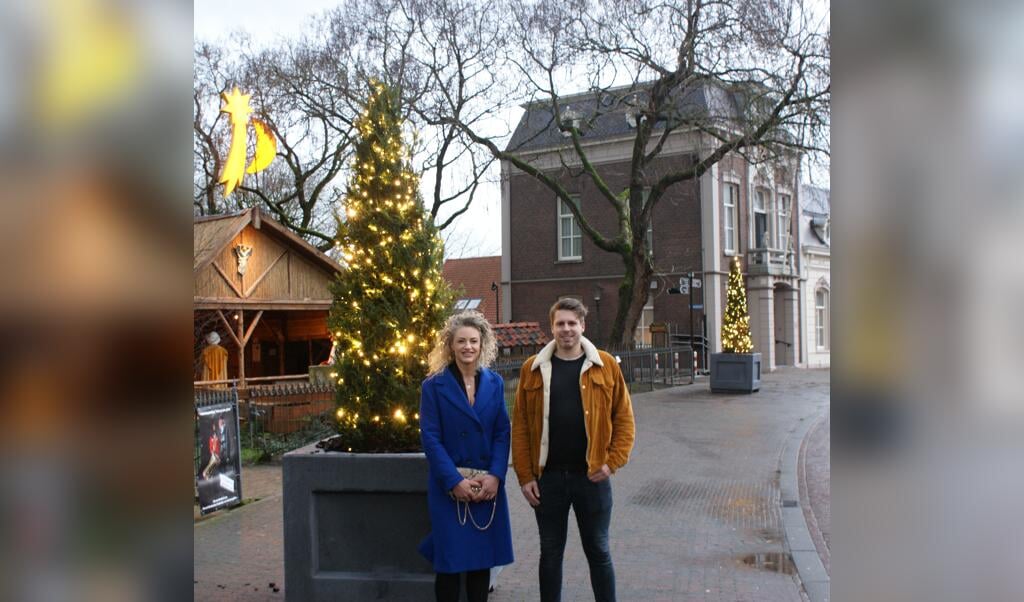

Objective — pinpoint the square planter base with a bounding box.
[709,352,761,393]
[283,441,434,601]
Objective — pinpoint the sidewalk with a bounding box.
[195,367,829,601]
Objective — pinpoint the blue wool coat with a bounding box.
[417,367,515,573]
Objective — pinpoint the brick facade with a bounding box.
[507,154,706,345]
[502,138,805,368]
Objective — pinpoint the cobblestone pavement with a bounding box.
[195,368,829,601]
[194,465,286,600]
[799,414,830,574]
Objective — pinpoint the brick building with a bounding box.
[498,83,808,369]
[442,255,501,324]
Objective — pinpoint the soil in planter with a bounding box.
[316,433,421,454]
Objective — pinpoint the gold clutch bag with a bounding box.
[449,467,496,530]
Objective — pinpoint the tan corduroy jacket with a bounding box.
[511,337,635,485]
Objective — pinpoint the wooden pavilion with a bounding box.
[194,207,342,388]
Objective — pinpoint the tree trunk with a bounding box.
[609,248,654,348]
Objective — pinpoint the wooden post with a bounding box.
[237,310,246,389]
[280,316,288,375]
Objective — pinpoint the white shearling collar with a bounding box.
[531,336,603,370]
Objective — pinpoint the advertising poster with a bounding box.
[196,401,242,514]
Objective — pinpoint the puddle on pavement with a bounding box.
[739,553,797,574]
[755,528,781,543]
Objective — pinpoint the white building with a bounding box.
[799,185,830,367]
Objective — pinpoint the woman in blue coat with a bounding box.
[419,311,514,602]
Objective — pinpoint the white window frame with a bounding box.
[558,196,582,261]
[633,294,655,347]
[723,183,739,254]
[454,298,482,310]
[751,188,769,249]
[777,193,792,251]
[642,188,653,258]
[815,288,829,350]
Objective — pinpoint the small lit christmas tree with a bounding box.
[324,81,454,452]
[721,256,754,353]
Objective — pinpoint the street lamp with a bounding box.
[593,285,602,346]
[490,281,499,323]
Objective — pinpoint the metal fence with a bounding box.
[195,345,694,464]
[492,344,694,412]
[195,382,337,464]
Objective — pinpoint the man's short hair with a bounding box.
[549,297,588,324]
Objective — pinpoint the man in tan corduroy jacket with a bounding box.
[511,298,635,602]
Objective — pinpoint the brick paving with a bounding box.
[194,368,829,601]
[194,464,286,600]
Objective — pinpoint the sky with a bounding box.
[194,0,504,259]
[194,0,829,259]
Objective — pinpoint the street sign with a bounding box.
[691,304,704,310]
[693,278,702,289]
[678,278,689,294]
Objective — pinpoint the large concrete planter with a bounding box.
[283,440,433,601]
[709,352,762,393]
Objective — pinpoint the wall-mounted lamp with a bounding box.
[490,281,499,322]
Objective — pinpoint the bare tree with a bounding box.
[193,32,359,251]
[412,0,829,344]
[193,1,498,250]
[194,0,829,343]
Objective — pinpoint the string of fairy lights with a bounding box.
[720,256,754,354]
[326,81,452,451]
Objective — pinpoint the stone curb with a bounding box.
[779,408,829,602]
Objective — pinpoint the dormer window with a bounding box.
[560,108,583,137]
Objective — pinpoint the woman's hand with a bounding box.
[472,474,500,501]
[451,479,480,502]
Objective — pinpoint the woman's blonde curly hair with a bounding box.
[427,310,498,375]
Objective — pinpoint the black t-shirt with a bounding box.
[447,363,480,403]
[546,354,587,469]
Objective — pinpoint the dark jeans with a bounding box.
[533,468,615,602]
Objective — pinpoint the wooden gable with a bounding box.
[194,209,341,310]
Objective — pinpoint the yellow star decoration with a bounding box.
[217,87,277,197]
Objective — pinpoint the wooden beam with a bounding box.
[215,310,243,348]
[241,310,265,346]
[194,298,332,311]
[212,261,244,298]
[243,250,287,298]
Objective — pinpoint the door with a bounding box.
[773,283,794,366]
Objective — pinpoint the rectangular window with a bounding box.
[753,189,768,249]
[815,289,829,349]
[778,193,791,250]
[723,183,739,253]
[633,294,655,347]
[558,196,582,260]
[454,298,482,310]
[643,188,653,258]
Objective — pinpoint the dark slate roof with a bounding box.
[493,322,549,349]
[505,80,745,154]
[800,184,830,216]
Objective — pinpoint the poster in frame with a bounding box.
[196,401,243,514]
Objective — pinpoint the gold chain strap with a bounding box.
[455,498,497,531]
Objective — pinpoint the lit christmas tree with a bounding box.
[324,81,454,452]
[720,256,754,353]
